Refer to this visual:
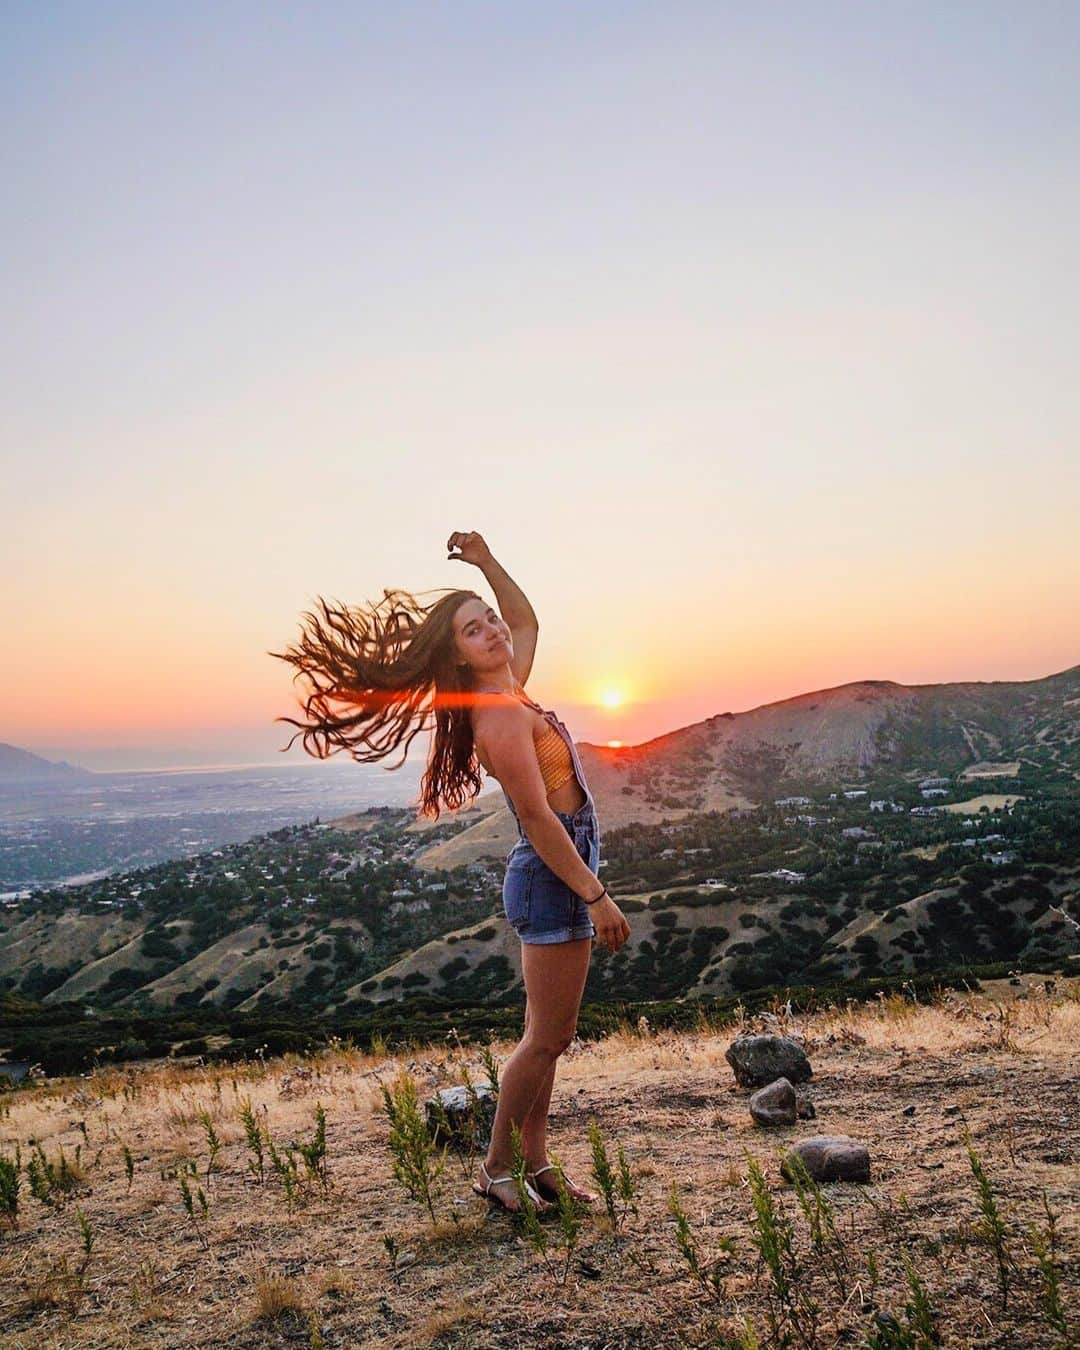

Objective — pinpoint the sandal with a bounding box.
[472,1161,551,1214]
[527,1162,598,1204]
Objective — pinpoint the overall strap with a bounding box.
[474,685,546,713]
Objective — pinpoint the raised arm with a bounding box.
[447,531,538,686]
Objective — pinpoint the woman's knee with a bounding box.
[521,1027,575,1061]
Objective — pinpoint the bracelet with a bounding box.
[583,885,608,906]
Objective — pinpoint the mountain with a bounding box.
[413,663,1080,870]
[0,743,93,781]
[0,663,1075,1017]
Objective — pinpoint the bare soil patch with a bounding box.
[960,763,1022,781]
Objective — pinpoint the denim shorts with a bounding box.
[502,805,599,945]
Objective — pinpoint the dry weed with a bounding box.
[252,1273,306,1321]
[314,1266,354,1298]
[413,1296,486,1342]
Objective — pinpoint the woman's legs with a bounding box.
[519,1027,557,1166]
[478,937,591,1210]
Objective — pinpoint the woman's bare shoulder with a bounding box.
[471,693,538,756]
[471,693,531,732]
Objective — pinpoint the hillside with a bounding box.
[0,979,1075,1346]
[412,663,1080,872]
[2,774,1076,1023]
[0,664,1076,1021]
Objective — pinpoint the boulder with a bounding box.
[725,1035,812,1088]
[749,1077,797,1127]
[781,1135,870,1184]
[425,1084,496,1150]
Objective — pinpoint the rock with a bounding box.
[750,1077,797,1126]
[796,1093,816,1120]
[725,1035,812,1088]
[425,1084,496,1150]
[781,1135,871,1184]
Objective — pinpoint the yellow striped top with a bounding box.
[535,723,576,794]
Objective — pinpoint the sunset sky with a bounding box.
[4,3,1078,773]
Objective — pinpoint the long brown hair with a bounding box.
[269,588,490,819]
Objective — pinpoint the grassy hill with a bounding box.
[1,664,1076,1023]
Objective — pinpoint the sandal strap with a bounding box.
[531,1166,593,1195]
[480,1161,525,1196]
[531,1163,582,1186]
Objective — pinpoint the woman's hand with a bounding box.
[446,531,494,568]
[590,895,631,953]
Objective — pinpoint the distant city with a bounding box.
[0,761,425,892]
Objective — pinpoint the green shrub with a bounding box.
[0,1151,19,1227]
[380,1071,447,1225]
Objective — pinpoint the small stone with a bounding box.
[750,1077,797,1127]
[781,1135,871,1184]
[902,1104,916,1117]
[425,1084,496,1150]
[725,1035,812,1088]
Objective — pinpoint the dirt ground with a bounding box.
[1,974,1077,1348]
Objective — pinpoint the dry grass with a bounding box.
[942,794,1025,814]
[252,1272,306,1321]
[0,974,1076,1347]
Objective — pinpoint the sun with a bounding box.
[599,688,624,709]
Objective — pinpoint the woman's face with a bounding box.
[451,598,513,677]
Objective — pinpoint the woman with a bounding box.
[272,531,631,1215]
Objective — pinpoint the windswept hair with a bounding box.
[269,587,492,820]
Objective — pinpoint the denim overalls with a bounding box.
[474,687,601,944]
